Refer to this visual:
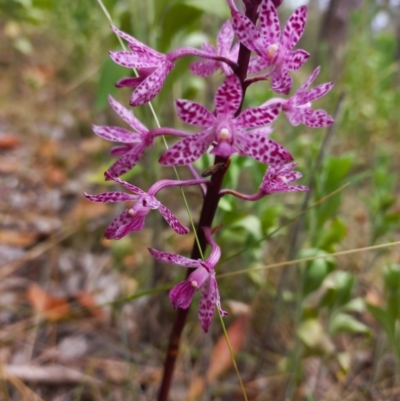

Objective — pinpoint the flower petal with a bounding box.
[169,281,196,310]
[281,5,307,51]
[115,76,144,88]
[236,129,293,164]
[235,103,281,128]
[107,143,147,178]
[297,82,334,104]
[129,61,174,106]
[108,96,148,134]
[110,144,132,156]
[109,51,158,69]
[271,67,292,94]
[175,99,215,126]
[259,0,281,45]
[110,25,164,61]
[105,210,145,239]
[214,74,242,117]
[189,60,219,77]
[198,276,216,333]
[159,128,214,166]
[104,172,146,195]
[285,109,302,126]
[285,49,309,71]
[158,204,190,235]
[296,66,320,95]
[84,192,135,203]
[300,108,334,128]
[248,56,271,74]
[92,125,142,143]
[148,248,202,268]
[231,11,262,56]
[217,21,234,56]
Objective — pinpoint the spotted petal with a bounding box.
[248,56,271,74]
[107,143,148,178]
[109,51,158,69]
[148,248,202,268]
[110,25,163,61]
[92,125,142,143]
[271,67,292,94]
[236,129,293,164]
[296,66,320,95]
[158,204,190,235]
[299,108,334,128]
[214,74,242,117]
[217,21,234,55]
[105,210,145,240]
[84,192,135,203]
[175,99,215,126]
[297,82,334,105]
[108,96,148,134]
[159,128,214,166]
[259,0,281,45]
[189,59,219,76]
[231,11,261,56]
[198,276,216,333]
[104,172,146,194]
[235,103,281,128]
[281,5,307,51]
[130,61,174,106]
[285,49,309,71]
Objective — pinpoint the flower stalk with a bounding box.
[88,0,335,399]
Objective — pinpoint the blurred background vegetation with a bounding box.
[1,0,400,400]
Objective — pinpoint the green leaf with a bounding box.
[231,215,262,238]
[298,319,335,354]
[367,303,395,345]
[183,0,230,18]
[157,4,202,52]
[329,312,370,335]
[95,57,127,112]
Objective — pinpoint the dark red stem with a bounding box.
[157,2,261,400]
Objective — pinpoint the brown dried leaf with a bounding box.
[0,230,39,248]
[0,134,21,150]
[75,290,103,319]
[187,314,250,400]
[46,166,67,185]
[27,284,69,321]
[207,314,250,381]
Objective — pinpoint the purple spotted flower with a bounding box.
[159,74,292,166]
[93,96,188,178]
[220,162,308,200]
[149,227,227,332]
[189,21,239,77]
[85,172,207,239]
[110,26,236,106]
[231,0,309,94]
[280,67,334,127]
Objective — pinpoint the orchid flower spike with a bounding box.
[231,0,309,94]
[190,21,239,77]
[85,173,208,239]
[149,227,227,332]
[160,74,292,166]
[110,26,237,106]
[220,162,308,200]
